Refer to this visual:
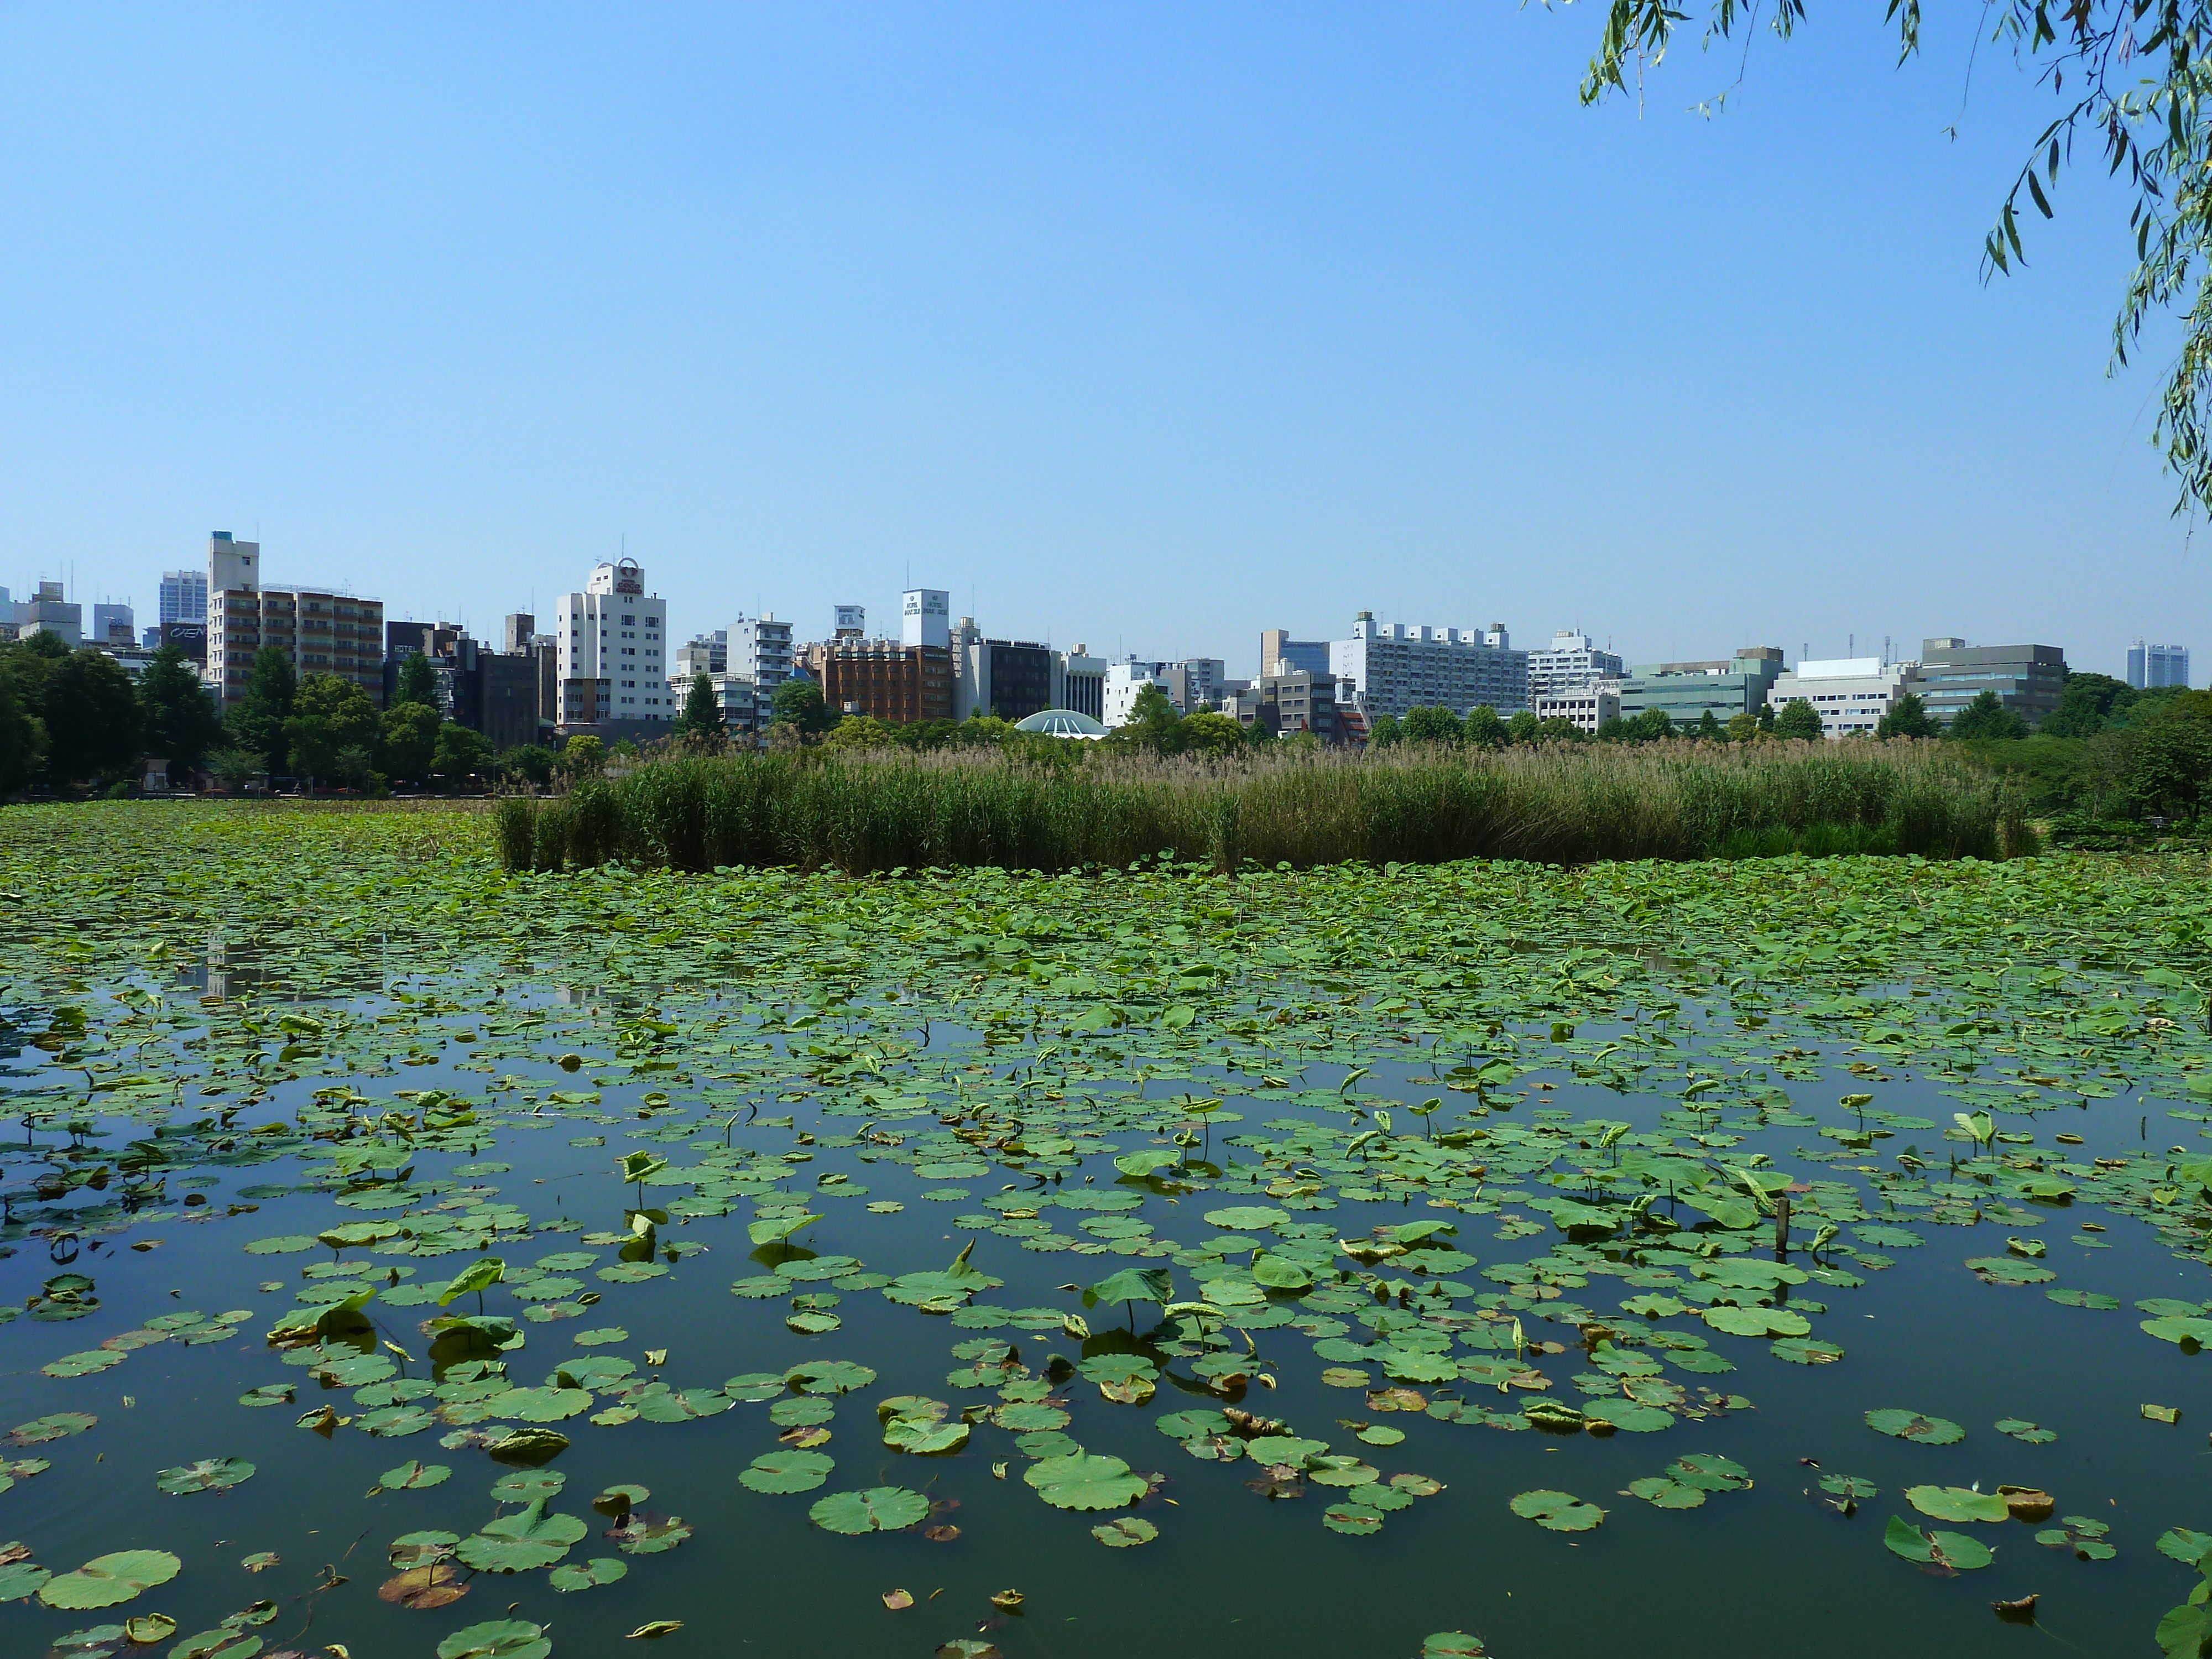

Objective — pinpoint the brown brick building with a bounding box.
[802,639,953,724]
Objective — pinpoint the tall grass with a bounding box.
[493,741,2037,875]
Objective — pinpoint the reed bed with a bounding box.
[493,740,2033,875]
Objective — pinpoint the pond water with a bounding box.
[2,807,2210,1659]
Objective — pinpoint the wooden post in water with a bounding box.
[1774,1195,1791,1260]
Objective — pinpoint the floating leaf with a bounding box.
[1510,1489,1603,1531]
[436,1620,552,1659]
[37,1550,182,1610]
[1906,1485,2008,1524]
[809,1487,930,1534]
[156,1458,256,1495]
[740,1451,835,1494]
[1024,1453,1147,1511]
[1883,1515,1993,1571]
[1865,1410,1965,1445]
[1092,1516,1158,1547]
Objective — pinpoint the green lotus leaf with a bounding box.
[436,1619,552,1659]
[1865,1409,1965,1444]
[1509,1489,1604,1531]
[1883,1515,1993,1570]
[1024,1453,1147,1511]
[37,1549,182,1610]
[156,1457,256,1495]
[740,1451,836,1493]
[808,1486,930,1533]
[549,1556,628,1592]
[1906,1485,2009,1524]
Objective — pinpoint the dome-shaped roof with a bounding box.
[1014,708,1109,738]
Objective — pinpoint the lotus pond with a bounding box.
[2,804,2212,1659]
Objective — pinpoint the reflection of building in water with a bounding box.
[202,936,238,999]
[557,984,596,1006]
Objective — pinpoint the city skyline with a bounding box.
[1,7,2205,682]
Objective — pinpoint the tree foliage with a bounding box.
[1773,698,1825,742]
[137,644,220,771]
[227,645,298,771]
[1575,0,2212,515]
[1400,705,1464,745]
[379,701,441,782]
[672,672,726,748]
[1947,688,2030,740]
[392,651,439,711]
[44,649,143,784]
[1876,691,1941,740]
[285,673,379,785]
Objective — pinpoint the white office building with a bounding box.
[1103,660,1174,727]
[1329,611,1529,719]
[556,559,670,728]
[1533,682,1623,734]
[1526,630,1624,699]
[902,588,950,649]
[1766,657,1917,737]
[1055,649,1107,722]
[729,613,794,692]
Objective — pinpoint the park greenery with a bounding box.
[6,635,2210,849]
[0,804,2208,1655]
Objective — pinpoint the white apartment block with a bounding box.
[1103,660,1173,727]
[1526,629,1624,699]
[1533,682,1621,734]
[1054,649,1107,722]
[1329,611,1529,719]
[556,559,669,728]
[729,613,794,692]
[1766,657,1917,738]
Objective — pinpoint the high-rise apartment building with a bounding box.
[159,569,208,626]
[1328,612,1528,719]
[954,637,1055,722]
[555,559,670,728]
[206,585,385,707]
[1526,630,1625,698]
[2127,639,2192,690]
[728,613,794,692]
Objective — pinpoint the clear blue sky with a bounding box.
[1,3,2199,681]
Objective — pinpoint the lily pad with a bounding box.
[1906,1485,2008,1524]
[810,1486,930,1533]
[1884,1515,1994,1571]
[1865,1409,1965,1444]
[549,1557,629,1592]
[436,1620,552,1659]
[1092,1516,1159,1547]
[37,1550,182,1610]
[156,1458,256,1495]
[740,1451,835,1494]
[1509,1489,1603,1531]
[1024,1453,1147,1511]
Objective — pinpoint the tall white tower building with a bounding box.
[555,559,669,728]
